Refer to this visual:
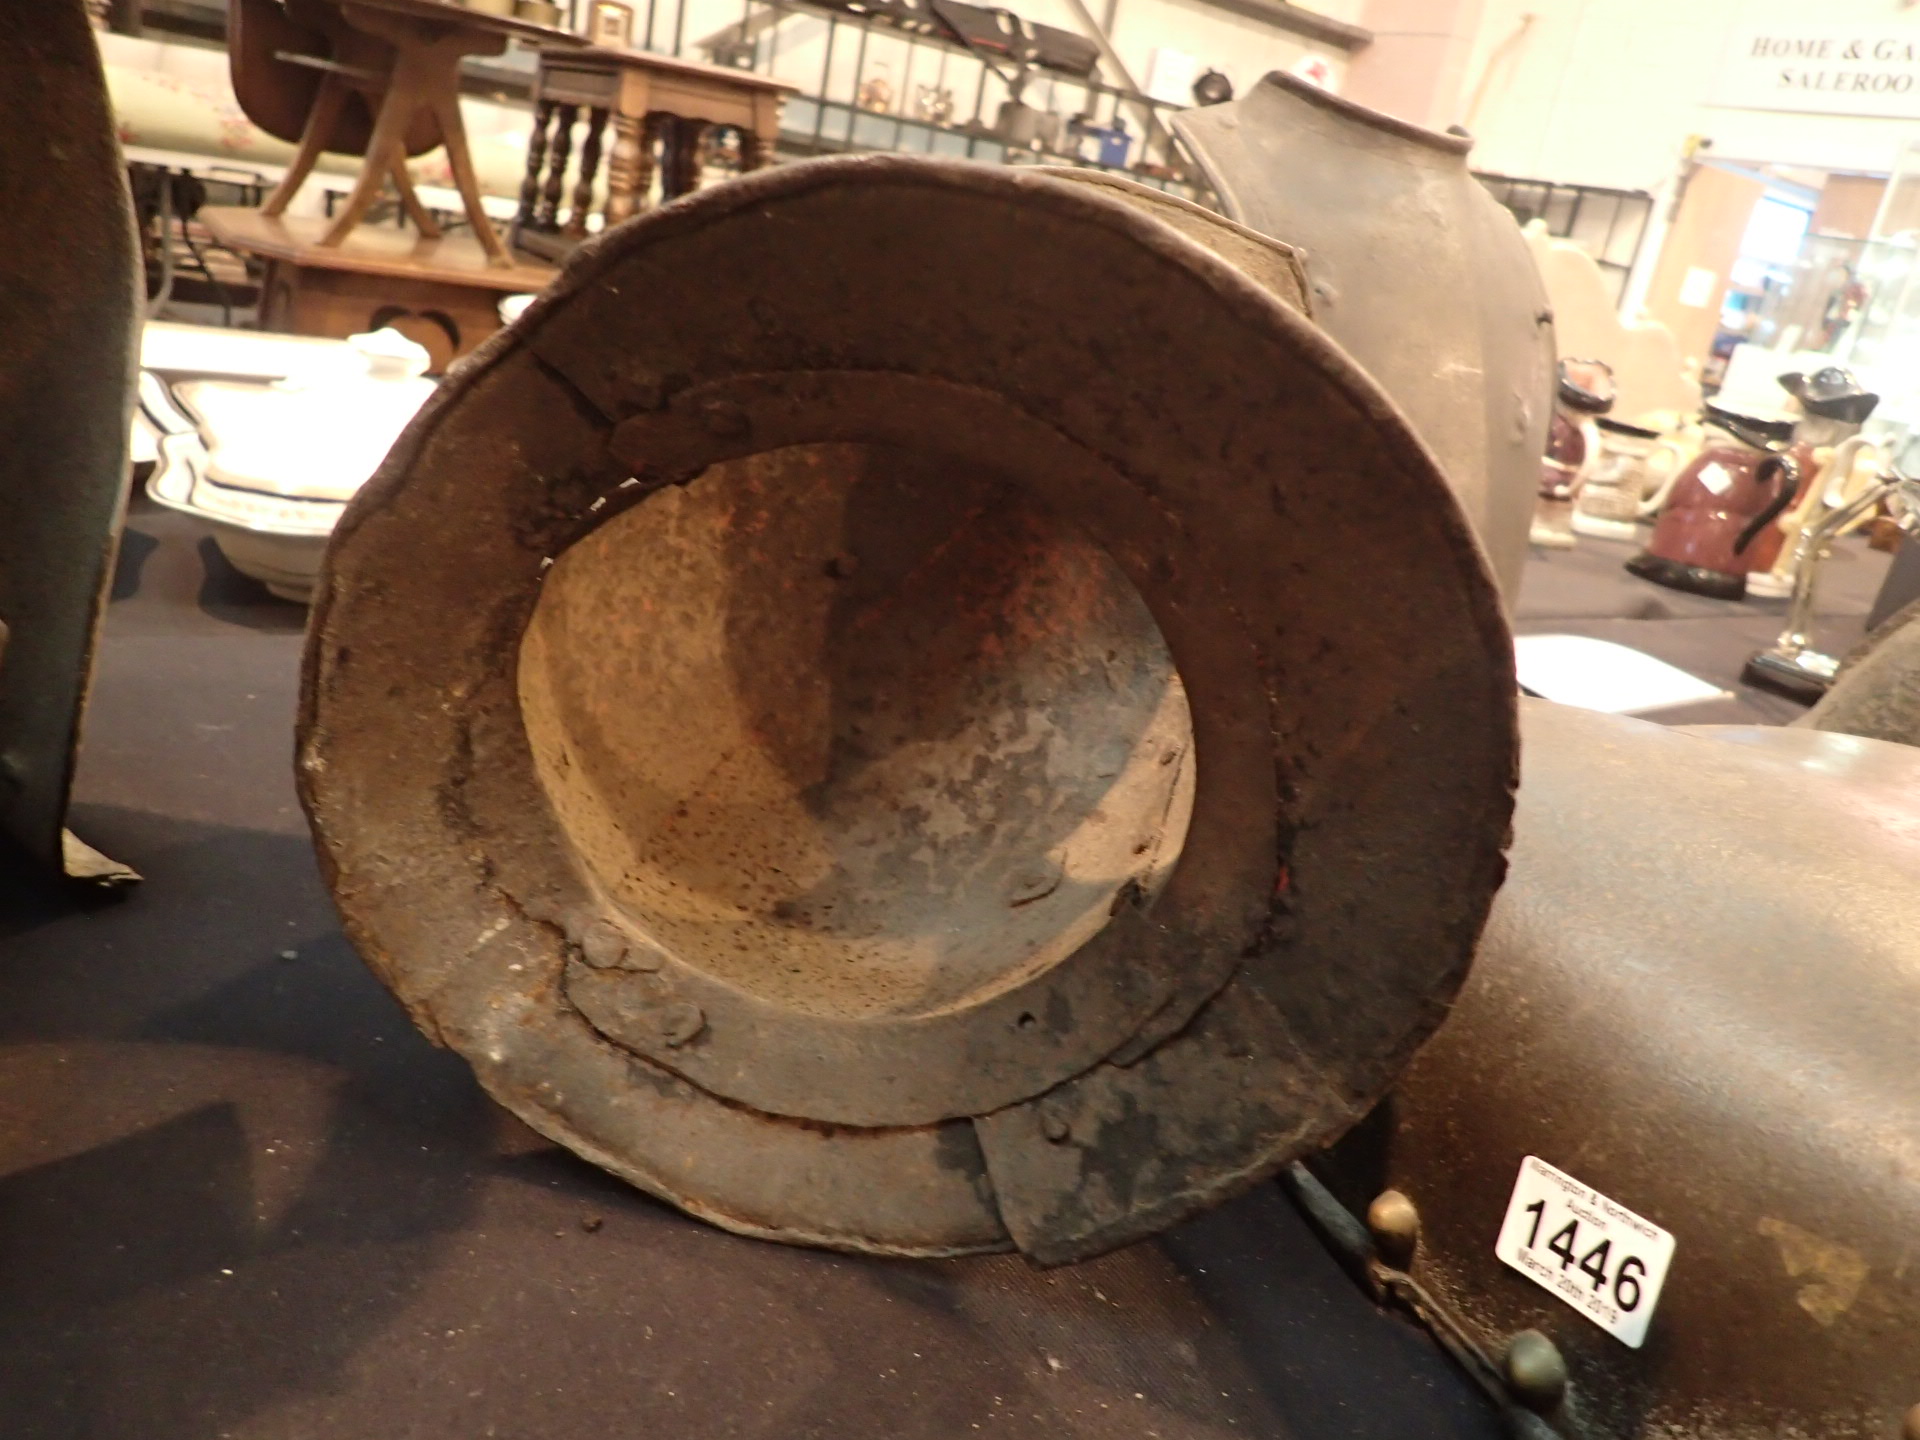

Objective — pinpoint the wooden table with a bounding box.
[260,0,584,267]
[201,206,556,372]
[513,48,796,259]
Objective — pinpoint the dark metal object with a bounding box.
[1747,472,1919,703]
[300,154,1516,1261]
[1172,71,1556,608]
[1191,68,1232,106]
[1804,593,1920,745]
[1313,699,1920,1439]
[0,1,141,882]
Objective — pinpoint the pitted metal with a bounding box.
[1174,71,1555,607]
[300,154,1515,1260]
[1314,700,1920,1438]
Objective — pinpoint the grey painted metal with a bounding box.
[299,154,1517,1261]
[0,2,141,879]
[1173,72,1555,608]
[1315,699,1920,1439]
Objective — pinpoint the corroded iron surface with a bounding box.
[1173,72,1555,608]
[1803,596,1920,745]
[1319,700,1920,1437]
[0,1,140,876]
[299,155,1516,1260]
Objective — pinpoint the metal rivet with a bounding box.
[579,921,628,970]
[1008,864,1061,906]
[1903,1402,1920,1440]
[1366,1189,1420,1268]
[1040,1108,1071,1144]
[1503,1330,1568,1413]
[660,1001,705,1047]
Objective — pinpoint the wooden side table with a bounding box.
[513,48,796,259]
[200,206,556,372]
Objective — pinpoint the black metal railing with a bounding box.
[566,0,1213,201]
[1478,173,1653,307]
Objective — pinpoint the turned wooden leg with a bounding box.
[741,126,771,172]
[424,72,511,265]
[320,66,422,246]
[264,72,351,217]
[517,99,555,232]
[566,107,607,238]
[666,117,707,200]
[537,103,577,231]
[605,110,650,226]
[390,156,443,239]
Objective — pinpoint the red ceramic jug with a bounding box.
[1626,408,1802,600]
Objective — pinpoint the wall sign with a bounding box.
[1715,19,1920,119]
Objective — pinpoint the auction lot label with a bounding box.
[1495,1156,1675,1349]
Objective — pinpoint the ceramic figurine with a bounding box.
[1533,359,1614,549]
[1746,368,1884,598]
[1627,388,1807,600]
[1634,416,1709,518]
[1571,416,1662,541]
[915,84,955,126]
[857,68,894,114]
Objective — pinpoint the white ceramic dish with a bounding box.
[140,329,435,601]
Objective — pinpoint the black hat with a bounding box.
[1778,366,1879,424]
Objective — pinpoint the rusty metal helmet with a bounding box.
[298,155,1517,1262]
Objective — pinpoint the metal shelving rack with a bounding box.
[572,0,1213,201]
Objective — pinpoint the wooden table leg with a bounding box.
[517,100,556,233]
[666,117,706,200]
[319,54,424,246]
[263,71,351,217]
[567,107,607,238]
[605,110,650,226]
[421,60,512,265]
[745,95,780,172]
[335,7,513,264]
[390,157,444,239]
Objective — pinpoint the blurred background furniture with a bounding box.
[513,46,794,259]
[230,0,585,264]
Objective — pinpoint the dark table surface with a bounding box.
[3,499,1889,1437]
[1512,529,1894,727]
[0,501,1502,1439]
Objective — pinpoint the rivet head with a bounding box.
[660,1001,706,1047]
[579,921,629,970]
[1903,1401,1920,1440]
[1366,1189,1420,1268]
[1504,1329,1568,1413]
[1008,861,1062,907]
